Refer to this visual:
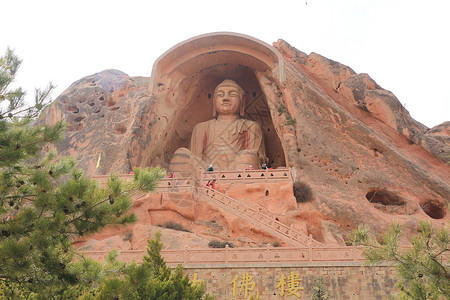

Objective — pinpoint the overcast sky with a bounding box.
[1,0,448,128]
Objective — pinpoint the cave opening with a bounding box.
[420,199,446,219]
[164,65,286,169]
[365,189,407,214]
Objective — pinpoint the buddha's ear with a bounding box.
[239,94,245,117]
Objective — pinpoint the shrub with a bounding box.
[158,221,191,232]
[123,232,133,241]
[277,103,296,126]
[208,240,234,248]
[293,181,313,203]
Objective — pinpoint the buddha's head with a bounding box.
[212,79,245,117]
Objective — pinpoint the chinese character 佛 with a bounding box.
[231,272,256,298]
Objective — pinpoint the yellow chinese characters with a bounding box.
[231,272,256,298]
[276,271,304,298]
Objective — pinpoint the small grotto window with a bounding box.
[420,199,446,219]
[365,189,406,215]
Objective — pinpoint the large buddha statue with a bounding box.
[169,80,267,175]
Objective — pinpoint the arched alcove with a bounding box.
[165,66,285,168]
[142,32,287,169]
[149,32,285,92]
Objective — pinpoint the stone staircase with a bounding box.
[196,185,324,248]
[94,170,325,247]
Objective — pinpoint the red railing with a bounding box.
[82,245,364,265]
[92,174,194,191]
[93,168,292,188]
[201,168,292,183]
[156,178,195,191]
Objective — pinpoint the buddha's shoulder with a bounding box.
[192,119,215,131]
[240,119,262,129]
[236,119,263,135]
[240,119,260,125]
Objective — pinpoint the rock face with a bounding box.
[40,33,449,250]
[75,181,299,250]
[41,69,153,175]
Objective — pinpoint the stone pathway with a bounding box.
[196,185,324,248]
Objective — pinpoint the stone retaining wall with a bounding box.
[183,263,396,300]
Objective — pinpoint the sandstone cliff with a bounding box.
[40,34,449,249]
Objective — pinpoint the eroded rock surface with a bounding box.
[40,69,154,175]
[75,184,293,250]
[41,35,449,250]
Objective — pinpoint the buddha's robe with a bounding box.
[190,118,266,169]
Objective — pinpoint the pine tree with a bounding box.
[77,231,214,299]
[0,48,163,297]
[311,278,328,300]
[351,221,449,299]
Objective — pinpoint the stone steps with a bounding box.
[94,171,324,247]
[196,186,324,248]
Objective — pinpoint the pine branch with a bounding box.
[1,105,31,119]
[427,253,450,279]
[3,194,37,199]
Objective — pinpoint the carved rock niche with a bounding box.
[145,33,287,169]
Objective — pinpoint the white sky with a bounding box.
[1,0,449,128]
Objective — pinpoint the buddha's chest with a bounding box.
[211,122,247,148]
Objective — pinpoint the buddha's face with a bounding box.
[214,86,241,115]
